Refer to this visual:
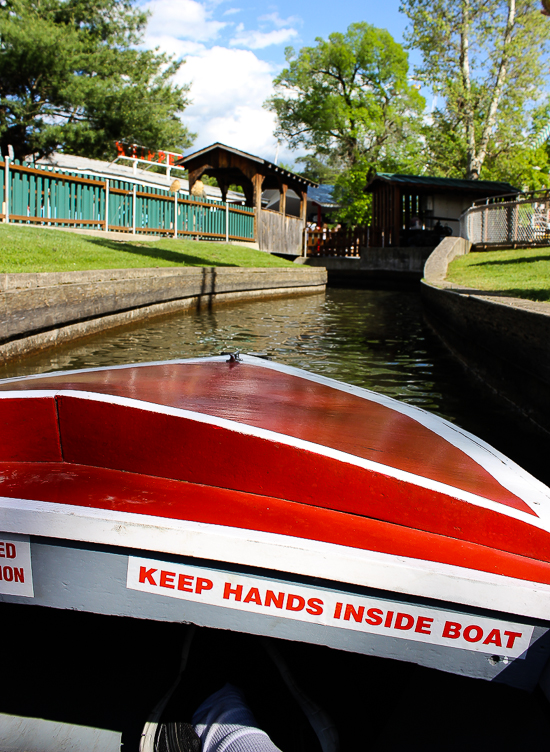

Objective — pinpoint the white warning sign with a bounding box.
[0,534,34,597]
[127,557,533,658]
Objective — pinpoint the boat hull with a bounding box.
[1,530,549,691]
[2,355,550,690]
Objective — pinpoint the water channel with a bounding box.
[2,286,548,484]
[3,286,550,750]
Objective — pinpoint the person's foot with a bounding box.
[155,721,201,752]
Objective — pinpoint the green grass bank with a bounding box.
[447,247,550,303]
[0,225,295,273]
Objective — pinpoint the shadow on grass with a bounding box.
[491,288,550,302]
[472,255,550,267]
[87,237,238,267]
[449,285,550,303]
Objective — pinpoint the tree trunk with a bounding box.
[460,0,477,178]
[466,0,516,179]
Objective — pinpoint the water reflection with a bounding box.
[0,291,438,404]
[2,287,548,483]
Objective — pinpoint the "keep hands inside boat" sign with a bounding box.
[127,556,533,658]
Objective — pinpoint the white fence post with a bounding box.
[132,184,137,234]
[4,156,10,223]
[174,190,178,239]
[225,201,229,243]
[105,179,109,232]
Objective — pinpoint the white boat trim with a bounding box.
[1,354,548,517]
[1,387,548,534]
[1,495,550,622]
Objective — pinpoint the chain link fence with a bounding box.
[460,190,550,247]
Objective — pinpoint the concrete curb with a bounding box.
[422,238,550,429]
[423,236,472,285]
[1,267,327,363]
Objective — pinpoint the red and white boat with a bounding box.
[1,354,550,692]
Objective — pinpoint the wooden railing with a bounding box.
[306,227,368,257]
[0,159,255,241]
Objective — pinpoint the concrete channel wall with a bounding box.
[307,246,434,283]
[0,266,327,363]
[422,237,550,430]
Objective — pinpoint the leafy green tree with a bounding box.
[266,23,425,226]
[266,23,425,171]
[0,0,195,159]
[331,159,373,225]
[401,0,550,180]
[472,100,550,189]
[294,155,343,184]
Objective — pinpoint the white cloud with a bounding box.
[229,27,298,49]
[144,0,225,41]
[222,6,241,15]
[172,45,283,158]
[258,12,301,28]
[175,45,273,118]
[141,1,304,161]
[145,35,206,59]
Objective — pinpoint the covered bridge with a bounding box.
[366,173,518,248]
[177,143,316,255]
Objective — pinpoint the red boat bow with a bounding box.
[1,355,550,620]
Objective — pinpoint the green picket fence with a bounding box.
[0,159,255,241]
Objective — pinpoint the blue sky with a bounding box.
[140,0,422,162]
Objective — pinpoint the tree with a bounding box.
[266,23,425,171]
[266,23,425,225]
[0,0,195,160]
[401,0,550,180]
[294,155,343,184]
[331,158,372,225]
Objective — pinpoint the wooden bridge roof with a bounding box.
[176,143,316,206]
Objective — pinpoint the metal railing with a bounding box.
[460,190,550,248]
[0,159,255,241]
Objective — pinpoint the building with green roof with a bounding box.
[365,173,518,248]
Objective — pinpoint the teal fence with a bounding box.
[0,159,255,241]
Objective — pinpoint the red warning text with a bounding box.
[126,556,533,658]
[0,536,34,597]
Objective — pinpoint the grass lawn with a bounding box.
[0,225,295,273]
[446,247,550,303]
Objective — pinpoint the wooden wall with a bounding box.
[258,209,304,255]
